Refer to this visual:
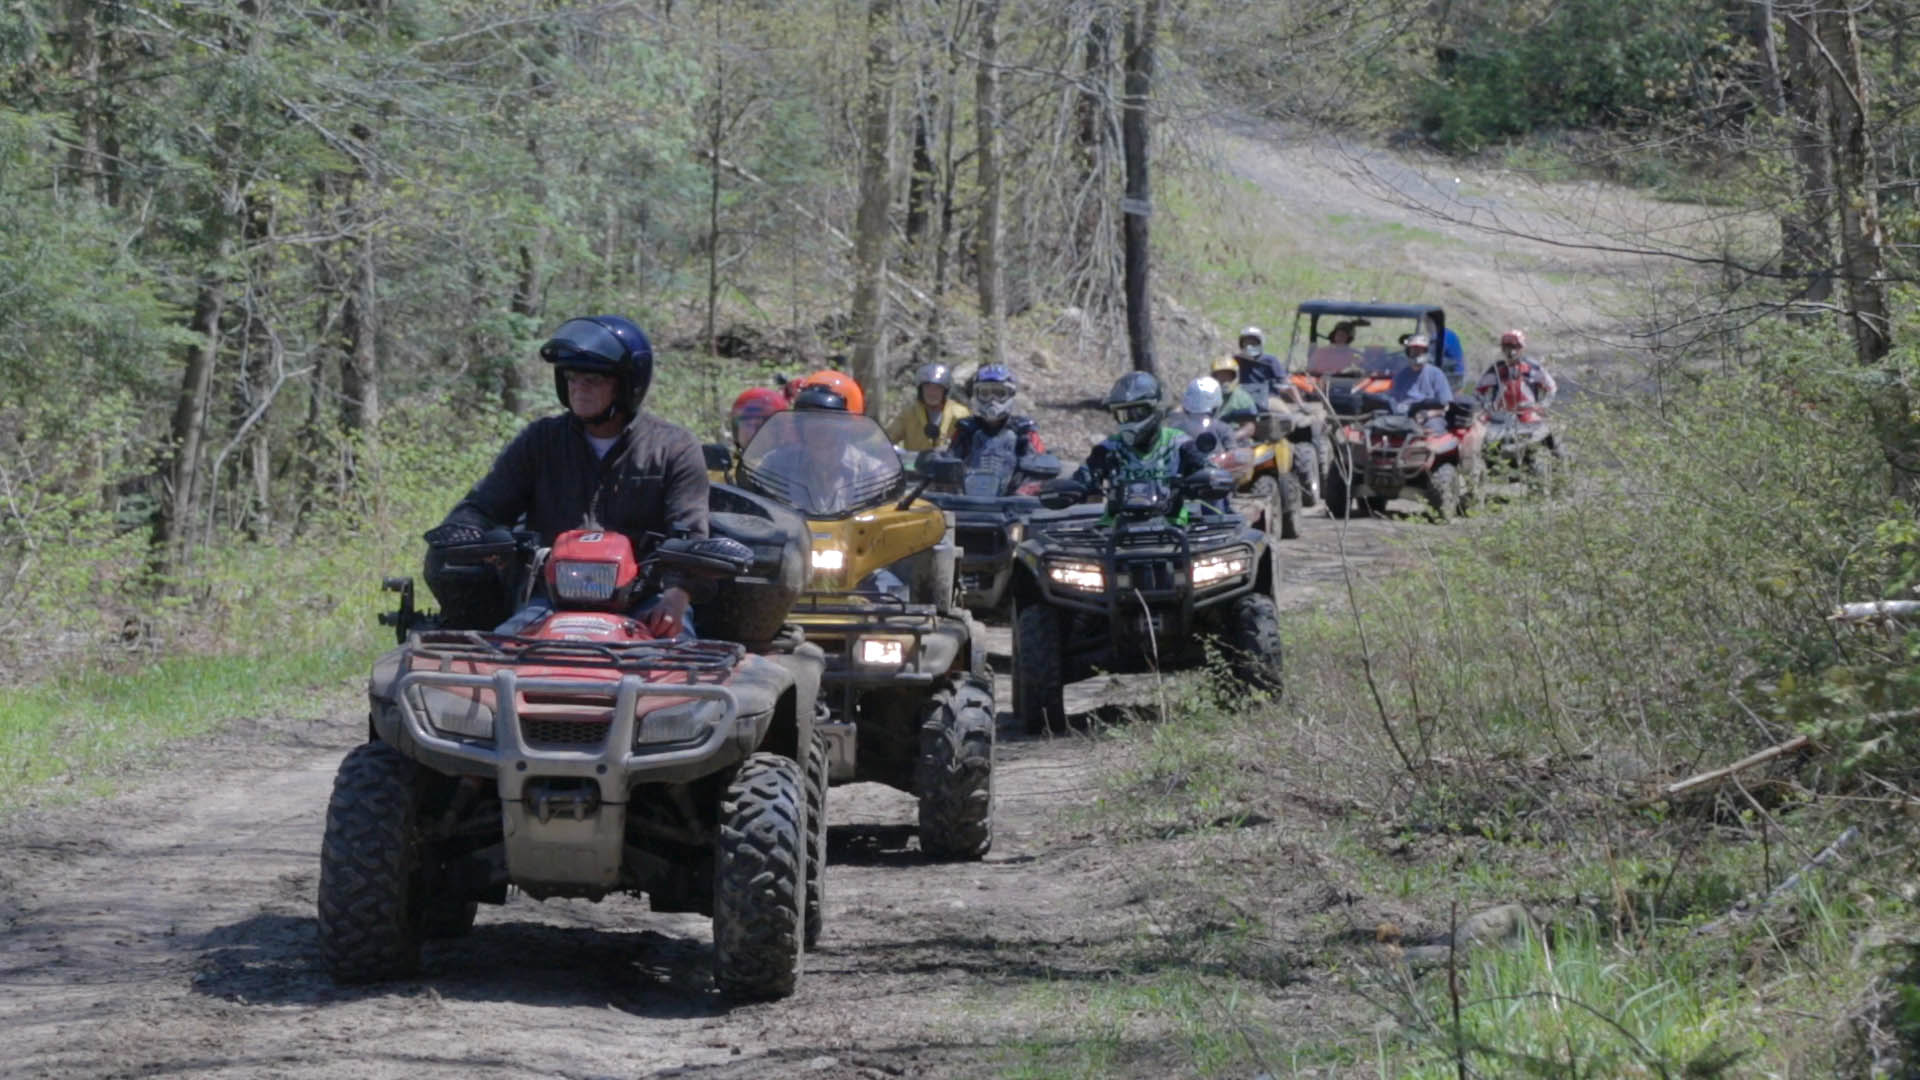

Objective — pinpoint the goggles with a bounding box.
[1109,402,1156,425]
[974,383,1016,404]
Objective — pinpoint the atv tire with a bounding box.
[714,753,805,1001]
[1292,439,1321,508]
[1225,593,1285,693]
[1324,449,1354,520]
[1014,601,1068,735]
[1428,463,1461,521]
[803,729,830,949]
[916,674,996,860]
[419,896,479,939]
[1250,474,1300,540]
[318,740,427,982]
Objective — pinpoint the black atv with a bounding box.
[1008,465,1285,734]
[926,452,1063,617]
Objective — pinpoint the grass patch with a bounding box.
[1381,885,1872,1077]
[993,973,1304,1079]
[0,633,372,802]
[1158,166,1430,336]
[1074,328,1920,1072]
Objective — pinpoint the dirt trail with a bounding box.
[0,121,1656,1079]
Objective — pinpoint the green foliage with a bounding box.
[1415,0,1729,151]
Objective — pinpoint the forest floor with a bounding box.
[0,119,1690,1078]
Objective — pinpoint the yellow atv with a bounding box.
[735,407,995,860]
[1177,413,1300,540]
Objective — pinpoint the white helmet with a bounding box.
[1182,375,1224,417]
[1237,326,1265,359]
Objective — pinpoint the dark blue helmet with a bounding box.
[972,363,1015,390]
[540,315,654,417]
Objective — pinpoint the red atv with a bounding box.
[1326,400,1486,521]
[322,515,828,1002]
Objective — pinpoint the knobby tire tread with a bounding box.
[916,676,995,860]
[713,753,804,1001]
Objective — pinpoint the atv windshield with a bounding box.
[738,411,904,517]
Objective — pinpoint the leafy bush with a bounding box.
[1415,0,1729,151]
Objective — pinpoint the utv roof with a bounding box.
[1294,300,1445,320]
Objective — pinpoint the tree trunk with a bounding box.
[1120,0,1159,377]
[849,0,897,418]
[1817,5,1889,365]
[1750,0,1786,118]
[339,227,381,437]
[151,271,229,576]
[922,67,961,362]
[505,242,540,415]
[64,0,105,199]
[1782,7,1833,303]
[906,96,935,247]
[704,29,726,357]
[973,0,1006,371]
[1073,10,1111,288]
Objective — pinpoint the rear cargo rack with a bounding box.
[405,630,744,682]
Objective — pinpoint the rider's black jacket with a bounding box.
[440,410,710,588]
[1070,430,1214,491]
[948,415,1041,461]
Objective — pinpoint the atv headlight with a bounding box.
[1009,522,1025,544]
[811,548,846,572]
[410,685,496,742]
[635,697,727,747]
[551,560,619,604]
[1192,549,1251,588]
[1400,444,1433,469]
[1046,559,1105,591]
[855,634,914,668]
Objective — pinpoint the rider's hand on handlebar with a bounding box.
[423,522,487,548]
[645,587,692,638]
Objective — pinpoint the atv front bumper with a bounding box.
[372,662,770,893]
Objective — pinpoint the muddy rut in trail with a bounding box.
[0,119,1656,1079]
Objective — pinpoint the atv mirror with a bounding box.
[1038,478,1086,510]
[1193,430,1220,455]
[702,442,732,472]
[1021,453,1063,480]
[1184,467,1235,499]
[654,536,754,578]
[918,452,967,487]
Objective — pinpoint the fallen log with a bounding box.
[1631,734,1814,809]
[1692,826,1861,936]
[1831,600,1920,623]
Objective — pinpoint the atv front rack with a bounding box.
[406,630,745,684]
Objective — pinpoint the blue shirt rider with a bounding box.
[1385,334,1452,424]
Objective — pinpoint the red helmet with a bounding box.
[797,369,865,415]
[729,386,787,447]
[1500,329,1526,350]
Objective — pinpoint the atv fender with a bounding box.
[754,641,826,762]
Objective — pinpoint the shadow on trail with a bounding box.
[190,911,725,1019]
[825,823,927,867]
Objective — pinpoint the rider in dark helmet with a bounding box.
[1064,371,1214,495]
[886,361,971,451]
[948,364,1046,493]
[425,315,709,638]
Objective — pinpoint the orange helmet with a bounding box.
[729,386,787,448]
[797,369,865,415]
